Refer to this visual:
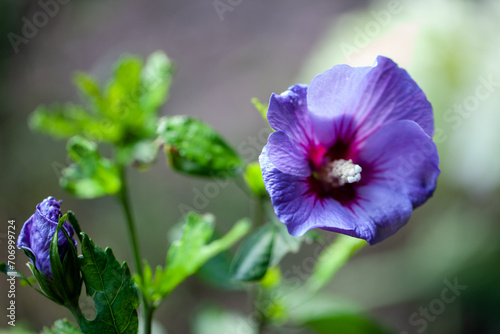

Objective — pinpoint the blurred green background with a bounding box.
[1,0,500,333]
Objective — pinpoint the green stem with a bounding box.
[67,301,85,329]
[254,197,265,228]
[117,166,154,334]
[250,285,267,334]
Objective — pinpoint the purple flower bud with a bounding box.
[17,196,76,279]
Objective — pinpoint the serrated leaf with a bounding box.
[42,319,83,334]
[78,233,139,334]
[158,116,244,177]
[29,104,103,140]
[230,224,275,282]
[140,51,175,113]
[141,214,250,305]
[60,136,121,198]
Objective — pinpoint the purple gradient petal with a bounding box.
[357,120,440,207]
[267,131,311,177]
[260,145,314,224]
[308,56,434,144]
[349,185,413,244]
[267,84,314,145]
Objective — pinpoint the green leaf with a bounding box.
[306,235,367,294]
[73,72,102,103]
[141,214,250,305]
[60,136,121,198]
[105,56,142,115]
[140,51,175,113]
[158,116,244,177]
[287,292,392,333]
[78,233,139,334]
[29,104,103,140]
[251,97,268,121]
[270,222,302,266]
[196,245,242,291]
[42,319,83,334]
[192,306,256,334]
[305,314,392,334]
[230,224,275,282]
[115,139,160,170]
[244,162,267,197]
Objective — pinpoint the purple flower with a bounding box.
[18,196,76,278]
[259,56,440,245]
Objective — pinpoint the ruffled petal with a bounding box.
[17,215,34,251]
[357,120,440,207]
[260,144,314,225]
[267,131,311,177]
[308,56,434,144]
[267,84,314,145]
[307,64,371,146]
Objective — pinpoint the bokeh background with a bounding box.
[1,0,500,333]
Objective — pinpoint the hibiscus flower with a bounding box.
[260,56,440,244]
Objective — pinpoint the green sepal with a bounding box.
[67,211,83,243]
[30,262,65,305]
[158,116,244,177]
[78,233,139,334]
[0,262,36,288]
[230,224,275,282]
[60,136,121,198]
[49,214,82,304]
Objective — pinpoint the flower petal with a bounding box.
[261,144,359,238]
[17,215,34,252]
[267,131,311,177]
[286,197,359,238]
[261,144,414,244]
[357,120,440,207]
[349,185,413,245]
[267,84,314,145]
[260,144,313,223]
[308,56,434,144]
